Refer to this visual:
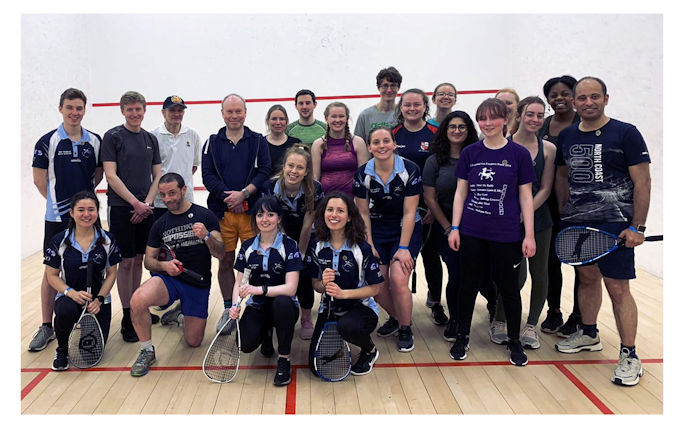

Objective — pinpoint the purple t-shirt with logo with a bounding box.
[454,140,536,243]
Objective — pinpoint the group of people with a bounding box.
[29,66,652,388]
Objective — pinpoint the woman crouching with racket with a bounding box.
[307,191,384,378]
[44,191,121,371]
[447,98,537,366]
[230,195,303,386]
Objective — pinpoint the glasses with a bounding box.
[436,92,456,98]
[447,124,468,132]
[378,84,399,90]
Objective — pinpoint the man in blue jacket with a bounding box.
[202,93,271,333]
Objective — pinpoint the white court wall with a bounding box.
[21,14,663,277]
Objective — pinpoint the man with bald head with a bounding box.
[202,93,271,333]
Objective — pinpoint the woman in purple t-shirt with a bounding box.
[447,98,536,366]
[311,102,369,197]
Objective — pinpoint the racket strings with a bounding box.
[203,320,240,382]
[68,314,104,368]
[556,229,617,264]
[315,324,350,381]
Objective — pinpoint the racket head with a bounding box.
[202,318,241,383]
[555,226,619,265]
[68,312,105,368]
[313,320,352,382]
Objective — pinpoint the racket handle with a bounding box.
[182,267,204,282]
[645,235,663,241]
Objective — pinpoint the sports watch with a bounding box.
[636,225,646,233]
[96,295,105,304]
[262,285,268,297]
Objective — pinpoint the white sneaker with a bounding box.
[521,324,541,349]
[216,308,231,334]
[489,321,507,345]
[611,347,643,386]
[555,329,603,353]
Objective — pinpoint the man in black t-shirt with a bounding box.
[128,173,225,377]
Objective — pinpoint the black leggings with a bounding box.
[296,271,314,310]
[54,295,112,349]
[421,220,444,301]
[458,235,523,340]
[308,303,378,375]
[239,295,299,356]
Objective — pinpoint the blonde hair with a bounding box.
[322,102,352,152]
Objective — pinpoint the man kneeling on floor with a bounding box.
[129,172,225,377]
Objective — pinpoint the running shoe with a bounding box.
[376,316,399,337]
[555,329,603,353]
[611,347,643,386]
[425,290,437,308]
[443,319,458,342]
[540,309,563,334]
[273,357,291,386]
[449,334,469,360]
[557,313,581,338]
[28,325,55,351]
[430,304,448,326]
[130,347,156,377]
[351,348,380,376]
[161,302,183,326]
[507,339,528,366]
[397,325,414,352]
[521,324,541,349]
[489,320,508,345]
[216,308,231,334]
[51,346,69,371]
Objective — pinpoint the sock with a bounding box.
[42,322,53,329]
[122,308,131,324]
[581,323,598,338]
[621,344,638,358]
[140,340,154,352]
[223,300,232,309]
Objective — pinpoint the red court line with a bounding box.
[91,89,500,107]
[285,367,298,414]
[21,369,50,400]
[554,363,614,414]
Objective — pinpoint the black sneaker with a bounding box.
[121,319,139,343]
[443,319,458,342]
[261,328,275,357]
[540,309,564,334]
[557,313,581,338]
[507,339,528,366]
[430,304,448,326]
[273,357,291,386]
[51,346,69,371]
[376,316,399,337]
[449,334,469,360]
[351,348,379,376]
[397,325,414,352]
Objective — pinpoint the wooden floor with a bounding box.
[20,250,663,415]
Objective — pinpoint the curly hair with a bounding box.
[314,191,366,246]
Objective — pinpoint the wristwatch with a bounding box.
[242,188,251,199]
[262,285,268,297]
[636,225,646,234]
[96,295,105,304]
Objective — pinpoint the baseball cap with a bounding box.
[163,95,187,109]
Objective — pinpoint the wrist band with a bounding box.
[203,232,210,242]
[628,225,638,233]
[65,287,72,295]
[398,245,409,250]
[451,225,460,231]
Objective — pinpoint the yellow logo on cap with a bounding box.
[171,96,182,104]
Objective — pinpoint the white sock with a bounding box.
[141,340,154,352]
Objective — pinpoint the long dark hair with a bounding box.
[314,191,366,246]
[431,111,478,165]
[64,191,105,247]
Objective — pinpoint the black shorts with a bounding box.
[107,205,154,258]
[372,220,422,265]
[44,219,70,250]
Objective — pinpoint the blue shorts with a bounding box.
[560,221,635,280]
[372,221,422,265]
[153,274,211,319]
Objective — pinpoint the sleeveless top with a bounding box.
[320,135,358,196]
[528,136,553,232]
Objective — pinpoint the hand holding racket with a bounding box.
[68,259,105,369]
[555,226,663,266]
[158,243,204,282]
[203,268,251,383]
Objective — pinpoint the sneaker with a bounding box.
[351,348,380,376]
[261,328,275,358]
[425,290,437,308]
[216,308,232,334]
[161,302,183,326]
[557,314,581,338]
[430,304,448,326]
[300,318,314,340]
[449,334,469,360]
[489,320,508,345]
[555,329,603,353]
[611,347,643,386]
[273,357,291,386]
[540,309,563,334]
[397,326,414,352]
[521,324,541,349]
[443,319,458,342]
[130,347,156,377]
[51,347,69,371]
[151,313,160,325]
[121,319,139,343]
[376,316,399,337]
[28,325,56,352]
[507,339,528,366]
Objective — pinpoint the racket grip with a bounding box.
[182,268,204,282]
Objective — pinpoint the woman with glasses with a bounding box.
[354,66,403,142]
[428,83,458,127]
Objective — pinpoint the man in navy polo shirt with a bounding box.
[29,88,103,352]
[202,93,271,333]
[554,77,652,386]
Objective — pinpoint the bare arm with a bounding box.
[327,282,381,300]
[424,186,450,232]
[298,211,314,257]
[93,166,104,189]
[519,183,536,258]
[354,196,374,249]
[447,178,469,251]
[33,167,47,199]
[619,162,651,247]
[144,163,162,205]
[311,139,323,181]
[237,270,300,300]
[532,141,556,211]
[353,136,370,167]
